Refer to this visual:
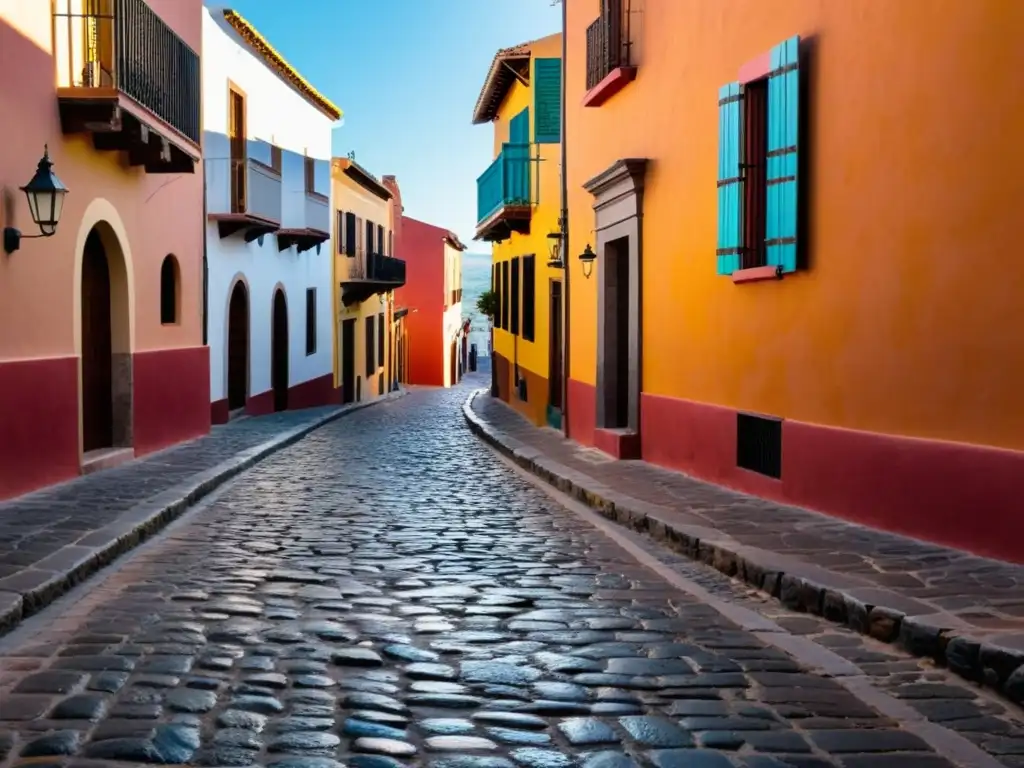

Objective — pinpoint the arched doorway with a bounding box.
[271,288,288,411]
[227,281,248,412]
[80,224,131,453]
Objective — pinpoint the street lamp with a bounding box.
[3,145,70,255]
[579,243,596,279]
[546,229,563,269]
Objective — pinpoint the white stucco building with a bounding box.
[202,7,340,422]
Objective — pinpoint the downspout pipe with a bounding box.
[560,0,571,438]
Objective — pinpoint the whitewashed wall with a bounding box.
[203,7,336,404]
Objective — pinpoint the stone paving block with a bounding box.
[464,389,1024,706]
[0,394,402,640]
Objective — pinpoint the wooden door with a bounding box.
[229,89,246,213]
[81,230,113,451]
[227,282,248,411]
[271,290,288,412]
[549,280,563,409]
[341,319,356,404]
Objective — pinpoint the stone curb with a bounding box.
[0,390,407,639]
[462,389,1024,706]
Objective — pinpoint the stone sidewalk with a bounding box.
[0,392,403,636]
[464,390,1024,706]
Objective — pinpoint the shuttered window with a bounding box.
[365,316,375,376]
[377,312,385,365]
[377,225,384,256]
[336,210,345,253]
[366,220,375,255]
[522,255,536,342]
[533,58,562,144]
[500,260,510,331]
[345,212,357,257]
[510,257,520,335]
[305,288,316,355]
[717,35,801,277]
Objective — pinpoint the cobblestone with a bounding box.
[0,373,1019,767]
[0,399,397,636]
[466,389,1024,707]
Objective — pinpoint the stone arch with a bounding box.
[72,197,136,356]
[225,272,250,412]
[77,215,133,453]
[271,283,289,412]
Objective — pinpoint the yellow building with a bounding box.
[472,34,564,427]
[330,158,406,404]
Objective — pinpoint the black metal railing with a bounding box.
[55,0,201,144]
[367,253,406,285]
[585,0,624,90]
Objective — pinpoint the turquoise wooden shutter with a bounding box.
[766,35,800,273]
[509,107,529,145]
[717,82,743,275]
[533,58,561,144]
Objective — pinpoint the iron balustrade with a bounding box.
[345,251,406,285]
[585,0,625,91]
[476,143,532,224]
[55,0,201,144]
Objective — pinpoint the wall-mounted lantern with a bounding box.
[3,146,70,255]
[546,229,563,269]
[579,243,596,279]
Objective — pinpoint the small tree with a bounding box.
[476,289,498,319]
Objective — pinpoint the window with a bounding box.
[377,224,385,256]
[493,265,501,327]
[510,257,520,335]
[270,144,282,173]
[377,312,385,366]
[345,213,357,256]
[388,231,393,256]
[160,255,179,324]
[365,316,375,376]
[305,288,317,355]
[522,255,536,341]
[304,155,315,194]
[742,78,768,269]
[500,260,509,331]
[717,35,801,278]
[533,58,562,143]
[337,210,345,253]
[366,220,375,255]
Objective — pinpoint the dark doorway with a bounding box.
[271,289,288,412]
[603,236,630,428]
[549,279,563,411]
[227,281,248,411]
[81,229,113,452]
[450,341,457,386]
[341,317,356,404]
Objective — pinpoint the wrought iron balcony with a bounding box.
[54,0,200,173]
[584,0,637,107]
[341,251,407,306]
[475,143,532,243]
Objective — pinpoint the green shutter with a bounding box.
[533,58,561,144]
[766,35,800,273]
[509,107,530,145]
[716,82,743,275]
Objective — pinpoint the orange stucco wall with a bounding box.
[566,0,1024,452]
[0,0,203,360]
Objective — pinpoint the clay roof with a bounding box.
[471,42,532,125]
[222,9,342,121]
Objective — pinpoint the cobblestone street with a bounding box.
[0,374,1022,768]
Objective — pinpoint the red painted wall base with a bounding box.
[288,373,335,411]
[211,399,230,425]
[567,379,1024,563]
[0,356,80,499]
[0,348,211,501]
[134,347,211,457]
[593,428,641,460]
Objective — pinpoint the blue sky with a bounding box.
[211,0,561,248]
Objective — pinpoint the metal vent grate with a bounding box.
[736,412,782,479]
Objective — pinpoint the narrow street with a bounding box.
[0,375,1020,768]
